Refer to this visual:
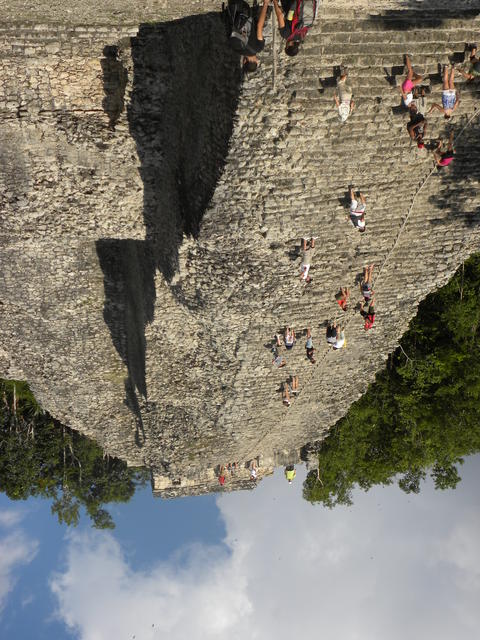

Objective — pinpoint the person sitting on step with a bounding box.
[361,264,374,302]
[457,43,480,82]
[334,68,355,122]
[427,65,460,120]
[305,328,316,364]
[433,131,455,168]
[326,321,345,349]
[335,287,350,311]
[407,104,428,149]
[300,236,317,283]
[400,54,424,108]
[284,327,296,350]
[349,187,366,232]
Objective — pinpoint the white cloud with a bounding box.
[0,511,38,615]
[50,459,480,640]
[0,510,23,529]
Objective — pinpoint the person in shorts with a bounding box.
[284,327,296,349]
[326,321,345,349]
[434,131,455,168]
[360,298,376,331]
[427,65,460,119]
[400,54,423,108]
[305,327,315,364]
[361,264,374,301]
[407,104,428,148]
[457,43,480,82]
[229,0,271,73]
[300,236,317,282]
[334,68,355,122]
[349,187,366,232]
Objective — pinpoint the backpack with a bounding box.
[225,0,258,55]
[286,0,318,42]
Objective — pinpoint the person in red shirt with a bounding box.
[360,298,376,331]
[335,287,350,311]
[218,465,226,485]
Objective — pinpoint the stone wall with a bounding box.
[1,3,480,495]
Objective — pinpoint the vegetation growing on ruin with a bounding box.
[304,255,480,506]
[0,380,149,528]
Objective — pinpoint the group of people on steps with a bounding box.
[217,0,477,486]
[224,0,318,72]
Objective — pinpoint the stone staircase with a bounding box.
[160,7,480,485]
[0,6,480,497]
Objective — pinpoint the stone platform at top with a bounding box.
[0,0,477,26]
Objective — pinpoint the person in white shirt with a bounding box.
[349,186,366,232]
[326,321,345,349]
[300,236,317,282]
[334,69,355,122]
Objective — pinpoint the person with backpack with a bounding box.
[272,0,318,57]
[226,0,271,73]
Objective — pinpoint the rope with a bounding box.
[272,16,277,91]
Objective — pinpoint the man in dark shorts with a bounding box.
[407,104,428,149]
[229,0,271,73]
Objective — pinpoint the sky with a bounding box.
[0,455,479,640]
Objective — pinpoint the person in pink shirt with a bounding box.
[400,54,424,107]
[434,131,455,167]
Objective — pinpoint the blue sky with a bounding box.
[1,455,479,640]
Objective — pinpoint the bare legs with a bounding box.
[282,382,291,407]
[457,45,479,81]
[405,54,423,87]
[363,264,374,285]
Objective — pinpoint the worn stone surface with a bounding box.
[1,2,480,496]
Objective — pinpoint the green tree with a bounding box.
[0,380,148,528]
[304,255,480,507]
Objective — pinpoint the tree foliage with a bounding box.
[304,255,480,507]
[0,380,149,528]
